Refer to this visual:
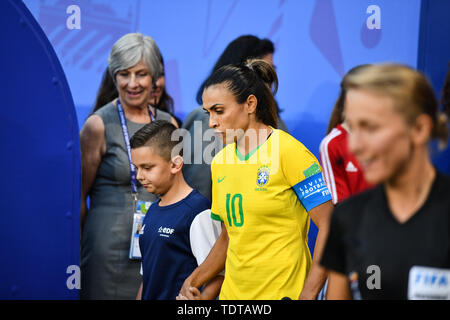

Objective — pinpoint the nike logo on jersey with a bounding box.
[218,176,226,183]
[345,161,358,172]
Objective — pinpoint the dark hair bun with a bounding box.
[245,59,278,95]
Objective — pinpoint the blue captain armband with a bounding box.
[293,172,332,212]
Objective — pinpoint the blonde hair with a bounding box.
[342,63,448,148]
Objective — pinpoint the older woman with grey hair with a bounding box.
[80,33,174,299]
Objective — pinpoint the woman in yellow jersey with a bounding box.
[178,59,334,300]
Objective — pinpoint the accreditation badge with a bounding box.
[129,200,152,260]
[408,266,450,300]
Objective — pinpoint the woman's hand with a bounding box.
[176,287,202,300]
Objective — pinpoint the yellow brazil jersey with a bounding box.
[211,128,331,300]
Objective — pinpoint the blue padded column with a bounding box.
[0,0,80,299]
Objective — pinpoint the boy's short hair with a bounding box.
[130,120,182,161]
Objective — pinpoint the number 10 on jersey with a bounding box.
[226,193,244,227]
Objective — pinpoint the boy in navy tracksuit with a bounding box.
[130,120,223,300]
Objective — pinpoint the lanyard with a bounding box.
[116,100,155,198]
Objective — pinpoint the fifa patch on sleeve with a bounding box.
[293,172,332,212]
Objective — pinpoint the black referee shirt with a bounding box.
[321,171,450,300]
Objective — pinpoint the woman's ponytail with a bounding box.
[204,58,279,128]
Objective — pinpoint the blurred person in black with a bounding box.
[320,64,450,300]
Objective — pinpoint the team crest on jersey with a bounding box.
[256,165,270,188]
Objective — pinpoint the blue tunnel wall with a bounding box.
[418,0,450,174]
[0,0,80,299]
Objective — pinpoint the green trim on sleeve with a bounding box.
[211,212,223,222]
